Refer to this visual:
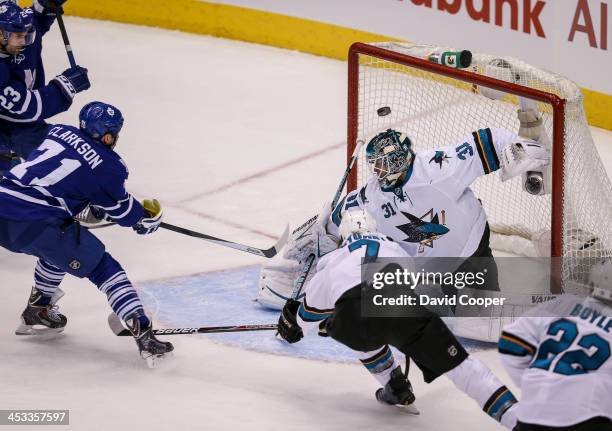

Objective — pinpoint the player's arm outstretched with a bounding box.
[424,114,550,200]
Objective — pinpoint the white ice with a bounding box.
[1,17,611,430]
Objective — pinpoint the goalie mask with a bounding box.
[366,129,414,188]
[339,208,377,241]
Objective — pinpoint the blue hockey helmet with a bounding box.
[366,129,414,186]
[79,101,124,145]
[0,3,36,47]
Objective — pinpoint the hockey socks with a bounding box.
[358,345,397,385]
[88,253,146,321]
[445,356,518,428]
[34,259,66,298]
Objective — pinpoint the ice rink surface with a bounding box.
[1,17,612,430]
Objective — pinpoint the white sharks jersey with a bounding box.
[498,295,612,426]
[329,128,522,258]
[296,232,409,335]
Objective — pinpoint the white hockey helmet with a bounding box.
[339,208,377,241]
[588,259,612,303]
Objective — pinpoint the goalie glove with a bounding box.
[499,139,550,182]
[283,201,340,263]
[133,199,163,235]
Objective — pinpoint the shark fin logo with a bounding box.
[429,151,451,168]
[395,209,449,252]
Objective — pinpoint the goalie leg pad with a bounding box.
[256,257,310,309]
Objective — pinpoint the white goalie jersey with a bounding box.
[327,128,528,258]
[498,295,612,427]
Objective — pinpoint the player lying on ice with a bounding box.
[276,208,519,428]
[257,106,551,309]
[0,101,173,367]
[498,259,612,431]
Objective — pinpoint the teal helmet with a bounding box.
[365,129,414,187]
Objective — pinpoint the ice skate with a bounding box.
[375,366,420,415]
[125,315,174,368]
[15,287,67,336]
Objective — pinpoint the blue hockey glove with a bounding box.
[52,66,90,101]
[133,199,163,235]
[277,299,303,343]
[33,0,67,15]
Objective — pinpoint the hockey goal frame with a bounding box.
[346,42,567,266]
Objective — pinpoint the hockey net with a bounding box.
[347,42,612,299]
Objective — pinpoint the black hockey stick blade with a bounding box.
[107,313,277,336]
[160,222,289,258]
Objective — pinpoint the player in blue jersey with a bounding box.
[0,101,172,367]
[0,1,90,173]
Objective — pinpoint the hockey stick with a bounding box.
[107,313,276,336]
[160,222,289,258]
[51,2,77,68]
[76,208,289,258]
[289,138,365,299]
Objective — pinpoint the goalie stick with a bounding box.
[107,313,276,336]
[290,138,365,300]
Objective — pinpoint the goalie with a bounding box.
[257,108,550,309]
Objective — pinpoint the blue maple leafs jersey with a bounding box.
[0,124,145,226]
[0,6,70,125]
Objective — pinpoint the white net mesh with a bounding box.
[350,42,612,290]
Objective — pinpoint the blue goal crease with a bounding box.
[138,265,494,363]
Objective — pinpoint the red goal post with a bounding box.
[346,42,612,293]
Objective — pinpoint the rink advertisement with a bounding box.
[60,0,612,130]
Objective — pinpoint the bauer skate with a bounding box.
[375,366,420,415]
[15,287,67,336]
[125,315,174,368]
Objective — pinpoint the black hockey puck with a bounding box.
[377,106,391,117]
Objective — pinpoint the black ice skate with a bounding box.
[15,287,67,336]
[125,315,174,368]
[375,366,420,415]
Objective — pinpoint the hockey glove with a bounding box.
[499,139,550,182]
[33,0,67,15]
[133,199,163,235]
[283,201,340,263]
[52,66,90,101]
[277,299,303,343]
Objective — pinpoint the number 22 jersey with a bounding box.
[499,294,612,426]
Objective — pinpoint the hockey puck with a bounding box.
[377,106,391,117]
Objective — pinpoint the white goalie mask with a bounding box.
[339,208,377,241]
[589,259,612,303]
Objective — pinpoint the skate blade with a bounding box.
[396,403,420,415]
[15,323,65,336]
[143,351,174,369]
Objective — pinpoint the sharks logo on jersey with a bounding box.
[429,150,451,168]
[396,209,449,252]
